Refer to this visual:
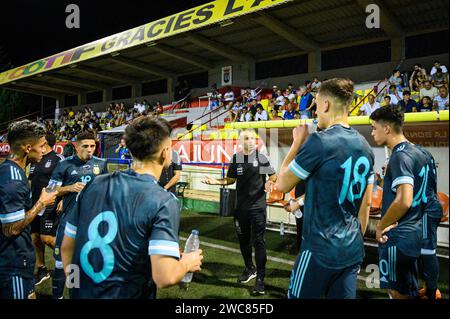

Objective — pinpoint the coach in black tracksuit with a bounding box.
[202,129,276,295]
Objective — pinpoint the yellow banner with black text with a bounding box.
[0,0,291,85]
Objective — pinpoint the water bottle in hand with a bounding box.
[181,229,200,283]
[46,180,58,193]
[38,180,57,216]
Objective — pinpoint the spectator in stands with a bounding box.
[255,105,268,121]
[72,121,81,134]
[297,86,313,119]
[275,89,285,108]
[155,101,163,114]
[431,68,448,89]
[388,69,403,91]
[283,103,299,120]
[240,107,252,122]
[250,87,262,102]
[229,102,241,122]
[311,77,322,95]
[430,60,448,76]
[388,85,403,105]
[304,80,312,92]
[398,90,418,113]
[410,68,428,91]
[268,100,277,113]
[249,99,260,118]
[134,100,145,114]
[383,95,393,107]
[271,109,283,121]
[420,80,439,100]
[358,94,381,116]
[285,88,296,101]
[271,86,279,99]
[287,83,296,95]
[433,87,449,111]
[417,96,435,112]
[224,87,235,103]
[115,138,131,160]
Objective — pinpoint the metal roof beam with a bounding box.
[186,33,252,62]
[254,12,320,52]
[151,44,214,70]
[356,0,404,37]
[44,73,110,90]
[109,56,176,79]
[2,84,61,99]
[75,65,142,83]
[20,80,86,95]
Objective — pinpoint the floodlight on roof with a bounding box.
[146,42,157,47]
[110,52,120,57]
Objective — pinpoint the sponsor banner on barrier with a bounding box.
[171,139,266,165]
[0,0,290,85]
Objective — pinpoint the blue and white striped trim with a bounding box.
[148,240,180,258]
[289,250,311,298]
[64,222,78,238]
[421,248,436,255]
[422,214,427,239]
[368,174,375,185]
[48,179,63,187]
[288,161,310,180]
[388,246,397,282]
[0,209,25,224]
[12,276,24,299]
[391,176,414,192]
[10,166,23,181]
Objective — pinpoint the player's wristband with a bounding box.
[297,198,304,206]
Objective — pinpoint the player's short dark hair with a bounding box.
[124,117,170,161]
[318,78,354,108]
[45,133,57,147]
[403,90,411,96]
[7,120,46,150]
[76,131,95,141]
[370,106,404,133]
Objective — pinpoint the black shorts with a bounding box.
[378,244,419,297]
[30,209,58,236]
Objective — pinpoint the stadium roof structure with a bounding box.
[0,0,448,101]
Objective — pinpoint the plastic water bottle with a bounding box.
[181,230,200,283]
[290,199,303,219]
[38,180,58,216]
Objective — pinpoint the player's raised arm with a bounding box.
[275,124,314,193]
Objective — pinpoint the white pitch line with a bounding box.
[180,236,374,283]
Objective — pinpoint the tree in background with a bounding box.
[0,46,40,132]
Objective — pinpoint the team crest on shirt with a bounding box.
[253,159,258,167]
[93,165,100,175]
[45,160,52,168]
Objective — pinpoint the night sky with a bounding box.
[0,0,210,68]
